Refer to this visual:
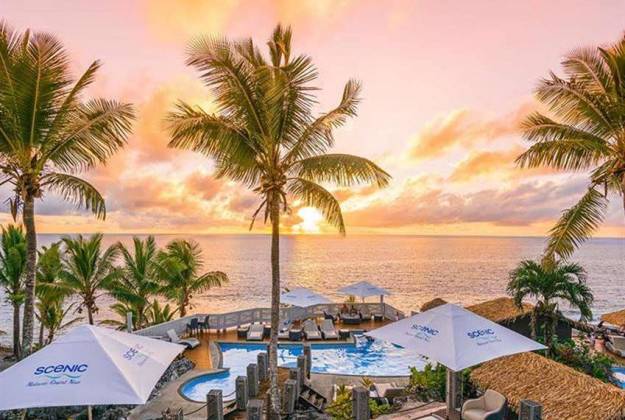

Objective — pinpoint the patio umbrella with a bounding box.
[0,324,185,419]
[280,287,332,307]
[366,303,545,416]
[338,281,390,299]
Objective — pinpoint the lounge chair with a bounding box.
[606,335,625,357]
[247,323,265,341]
[289,328,303,341]
[278,321,292,340]
[303,319,322,340]
[166,329,200,349]
[373,382,405,403]
[320,319,338,340]
[359,306,372,321]
[461,389,506,420]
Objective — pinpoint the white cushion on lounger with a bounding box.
[166,329,200,349]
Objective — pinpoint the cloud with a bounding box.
[407,102,534,161]
[344,176,592,229]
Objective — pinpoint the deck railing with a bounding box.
[134,302,405,338]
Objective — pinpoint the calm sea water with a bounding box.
[0,234,623,346]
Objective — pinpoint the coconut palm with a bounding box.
[507,259,593,351]
[35,242,70,345]
[166,25,390,412]
[0,224,27,358]
[0,23,134,353]
[517,36,625,260]
[157,239,227,317]
[145,300,177,325]
[107,236,161,329]
[36,301,82,344]
[105,299,177,330]
[61,234,119,325]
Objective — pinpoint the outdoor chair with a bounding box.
[186,318,201,336]
[166,329,200,349]
[373,382,405,404]
[606,335,625,357]
[303,319,322,340]
[323,311,337,322]
[201,315,210,332]
[360,306,372,321]
[320,319,338,340]
[461,389,506,420]
[247,323,265,341]
[289,328,303,341]
[278,321,292,340]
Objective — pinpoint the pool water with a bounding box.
[180,336,427,402]
[612,367,625,388]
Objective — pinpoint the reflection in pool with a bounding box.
[179,336,426,402]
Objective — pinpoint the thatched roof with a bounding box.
[602,309,625,327]
[420,298,447,312]
[471,352,625,420]
[466,297,533,323]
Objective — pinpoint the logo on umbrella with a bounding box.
[29,363,88,386]
[467,328,501,345]
[408,324,439,342]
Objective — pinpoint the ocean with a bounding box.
[0,234,623,346]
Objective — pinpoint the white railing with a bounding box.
[134,302,405,338]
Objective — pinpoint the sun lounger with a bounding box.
[303,319,322,340]
[166,329,200,349]
[320,319,338,340]
[607,335,625,357]
[289,328,303,341]
[360,306,372,321]
[278,321,292,340]
[247,323,265,341]
[373,382,405,403]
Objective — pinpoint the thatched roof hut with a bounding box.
[466,297,533,323]
[602,309,625,328]
[420,298,447,312]
[471,352,625,420]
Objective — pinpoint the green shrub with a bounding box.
[325,385,394,419]
[550,339,614,383]
[408,363,477,402]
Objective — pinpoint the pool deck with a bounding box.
[184,317,393,369]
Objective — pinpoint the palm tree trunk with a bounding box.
[530,309,537,340]
[38,321,45,347]
[87,305,94,325]
[13,302,21,359]
[268,196,281,418]
[21,195,37,357]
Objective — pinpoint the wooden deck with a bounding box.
[184,317,392,369]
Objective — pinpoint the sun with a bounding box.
[294,207,323,233]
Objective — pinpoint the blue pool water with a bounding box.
[180,336,427,402]
[612,367,625,388]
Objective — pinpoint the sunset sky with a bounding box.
[3,0,625,236]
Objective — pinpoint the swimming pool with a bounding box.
[180,336,427,402]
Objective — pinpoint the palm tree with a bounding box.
[166,25,390,413]
[107,236,161,329]
[157,239,227,317]
[0,23,134,354]
[36,301,82,344]
[507,259,593,351]
[0,225,27,358]
[61,234,119,325]
[35,242,70,345]
[105,299,177,330]
[145,300,177,325]
[517,36,625,260]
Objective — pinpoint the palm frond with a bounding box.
[292,153,391,188]
[544,188,607,260]
[288,178,345,234]
[42,172,105,219]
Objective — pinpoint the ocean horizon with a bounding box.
[1,234,623,345]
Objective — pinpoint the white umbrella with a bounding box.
[0,324,184,417]
[366,303,545,414]
[280,287,331,307]
[338,281,390,298]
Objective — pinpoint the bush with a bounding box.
[550,339,614,383]
[408,363,477,402]
[325,384,393,419]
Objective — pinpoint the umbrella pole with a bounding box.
[445,368,462,420]
[87,405,93,420]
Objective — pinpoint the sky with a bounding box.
[2,0,625,237]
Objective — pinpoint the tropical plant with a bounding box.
[107,236,161,329]
[517,36,625,260]
[35,301,82,344]
[61,234,119,324]
[105,299,178,330]
[145,300,177,325]
[0,23,134,354]
[0,225,27,358]
[550,339,614,383]
[35,242,70,345]
[157,239,227,317]
[507,259,593,351]
[166,25,390,412]
[408,363,446,401]
[326,384,391,419]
